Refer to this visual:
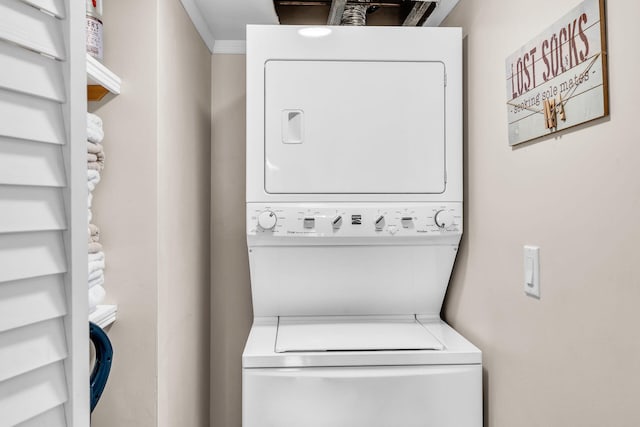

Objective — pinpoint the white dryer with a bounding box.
[243,25,481,427]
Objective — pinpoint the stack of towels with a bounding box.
[88,113,106,313]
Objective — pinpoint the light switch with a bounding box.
[523,245,540,299]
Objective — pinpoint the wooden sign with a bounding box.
[505,0,608,146]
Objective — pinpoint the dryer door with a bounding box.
[243,364,482,427]
[264,60,446,194]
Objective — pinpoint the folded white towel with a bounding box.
[87,113,104,144]
[88,269,104,288]
[87,128,104,144]
[87,113,103,129]
[89,251,105,263]
[89,285,106,311]
[88,169,101,192]
[89,268,103,283]
[88,169,100,183]
[89,259,105,276]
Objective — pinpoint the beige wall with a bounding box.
[91,0,211,426]
[210,54,252,427]
[90,0,159,423]
[443,1,640,426]
[157,0,211,425]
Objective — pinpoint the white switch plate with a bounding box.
[524,245,540,298]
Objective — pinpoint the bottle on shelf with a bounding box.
[86,0,104,61]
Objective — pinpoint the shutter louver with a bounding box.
[0,0,87,424]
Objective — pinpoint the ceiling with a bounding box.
[180,0,460,53]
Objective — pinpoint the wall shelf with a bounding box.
[89,304,118,329]
[86,54,121,101]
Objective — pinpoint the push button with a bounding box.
[303,217,315,229]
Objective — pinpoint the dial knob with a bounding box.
[257,210,277,230]
[332,215,343,229]
[374,215,385,230]
[434,210,455,228]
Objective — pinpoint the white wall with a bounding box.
[443,1,640,425]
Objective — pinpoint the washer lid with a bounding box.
[275,316,444,353]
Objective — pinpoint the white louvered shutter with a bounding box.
[0,0,89,426]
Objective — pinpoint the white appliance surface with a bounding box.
[248,243,458,318]
[243,25,480,427]
[265,60,445,194]
[275,316,444,352]
[246,25,463,204]
[246,203,461,318]
[243,364,482,427]
[244,317,481,368]
[243,318,482,427]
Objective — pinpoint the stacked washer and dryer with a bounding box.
[242,25,481,426]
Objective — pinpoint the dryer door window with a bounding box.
[264,60,446,194]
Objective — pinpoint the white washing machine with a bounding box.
[243,25,482,427]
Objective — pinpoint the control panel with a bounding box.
[247,203,462,238]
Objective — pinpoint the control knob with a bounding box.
[257,210,277,230]
[434,210,455,229]
[374,215,385,231]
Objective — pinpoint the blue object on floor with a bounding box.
[90,322,113,412]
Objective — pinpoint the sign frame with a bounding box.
[505,0,609,146]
